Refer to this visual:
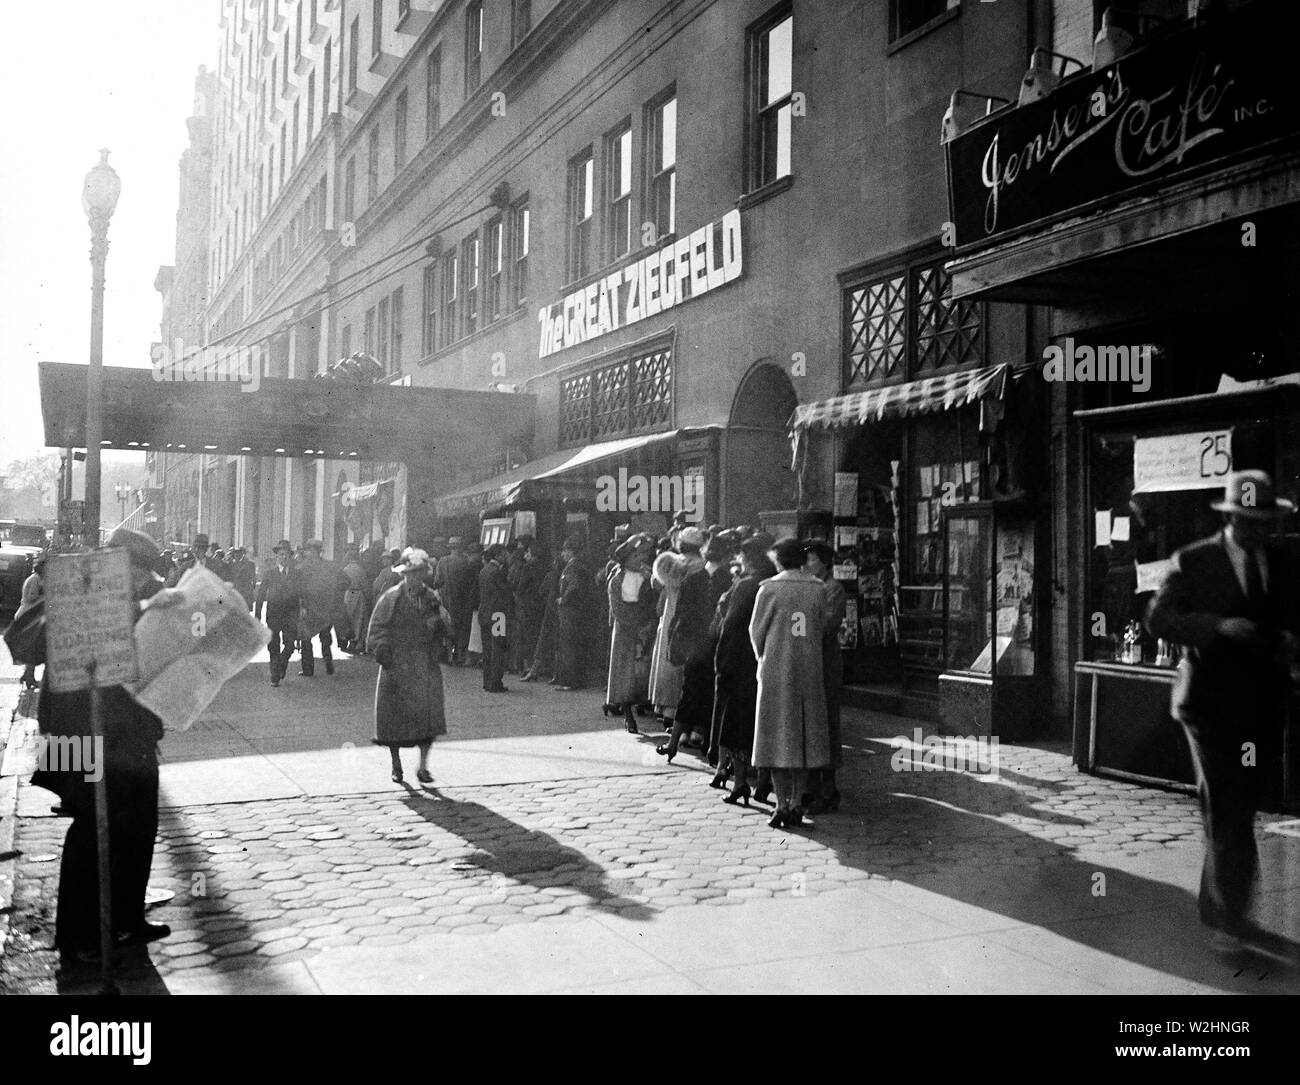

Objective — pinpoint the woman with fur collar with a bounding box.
[648,527,706,757]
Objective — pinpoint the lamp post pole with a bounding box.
[83,149,120,547]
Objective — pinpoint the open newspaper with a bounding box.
[127,564,271,730]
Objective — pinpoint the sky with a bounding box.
[0,1,216,469]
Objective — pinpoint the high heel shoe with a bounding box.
[723,784,751,807]
[602,703,616,717]
[416,768,433,784]
[624,707,639,734]
[391,769,404,783]
[655,743,676,764]
[708,768,729,789]
[753,783,773,805]
[767,808,787,829]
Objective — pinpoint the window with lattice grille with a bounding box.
[843,257,983,387]
[559,348,673,448]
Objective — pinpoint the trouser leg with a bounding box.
[56,814,97,953]
[109,758,159,935]
[300,631,314,675]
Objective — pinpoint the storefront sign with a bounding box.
[1133,430,1232,492]
[944,8,1298,247]
[537,209,743,359]
[44,549,139,693]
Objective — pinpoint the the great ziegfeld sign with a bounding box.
[945,8,1299,248]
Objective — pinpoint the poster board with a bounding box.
[44,549,138,693]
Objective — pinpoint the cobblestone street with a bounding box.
[2,658,1298,994]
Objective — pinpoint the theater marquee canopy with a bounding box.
[38,362,536,462]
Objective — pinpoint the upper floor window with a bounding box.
[511,0,532,48]
[367,127,380,202]
[749,6,793,190]
[323,39,332,115]
[465,1,484,94]
[394,89,408,169]
[890,0,960,42]
[425,46,442,140]
[391,286,404,373]
[511,196,530,307]
[843,255,984,387]
[348,17,360,94]
[439,249,458,349]
[605,122,633,262]
[485,215,504,322]
[306,70,316,142]
[646,91,676,240]
[372,0,384,61]
[421,264,437,357]
[377,294,391,368]
[462,233,481,336]
[567,148,594,283]
[343,156,356,222]
[340,323,352,360]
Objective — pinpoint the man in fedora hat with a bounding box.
[297,539,345,676]
[255,539,303,687]
[1147,469,1300,959]
[226,546,256,611]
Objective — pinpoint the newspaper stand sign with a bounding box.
[44,548,138,692]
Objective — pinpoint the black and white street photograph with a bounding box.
[1,0,1298,1054]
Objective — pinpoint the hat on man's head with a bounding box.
[230,546,246,555]
[676,526,706,550]
[1211,470,1295,519]
[303,538,324,552]
[193,533,210,550]
[703,532,736,563]
[394,547,432,574]
[273,538,293,553]
[773,538,806,569]
[108,527,162,573]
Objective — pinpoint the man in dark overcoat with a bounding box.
[255,539,302,687]
[478,543,513,692]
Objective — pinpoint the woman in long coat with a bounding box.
[606,534,658,733]
[367,548,448,784]
[804,539,848,812]
[749,538,830,828]
[649,527,705,757]
[709,537,776,803]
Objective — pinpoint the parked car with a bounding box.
[0,522,48,614]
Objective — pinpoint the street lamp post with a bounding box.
[114,483,130,524]
[82,149,121,547]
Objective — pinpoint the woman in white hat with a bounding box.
[366,547,448,783]
[648,527,705,759]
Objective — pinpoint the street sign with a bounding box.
[44,548,138,692]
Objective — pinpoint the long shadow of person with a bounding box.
[807,742,1300,992]
[400,789,655,922]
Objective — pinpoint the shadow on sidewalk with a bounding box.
[400,789,655,921]
[811,752,1300,992]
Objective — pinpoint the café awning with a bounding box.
[432,431,681,517]
[789,362,1012,435]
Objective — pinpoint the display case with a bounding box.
[937,501,1041,738]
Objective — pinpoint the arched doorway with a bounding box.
[724,362,798,526]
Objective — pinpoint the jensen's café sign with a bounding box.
[945,8,1299,248]
[537,209,742,359]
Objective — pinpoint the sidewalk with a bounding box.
[2,655,1298,994]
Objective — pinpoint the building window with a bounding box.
[349,16,360,94]
[511,0,532,48]
[567,148,594,283]
[605,122,633,262]
[394,89,408,169]
[296,1,304,58]
[485,216,504,322]
[421,264,437,356]
[292,100,300,163]
[843,256,984,387]
[465,1,483,95]
[377,295,391,368]
[439,249,458,349]
[280,122,288,186]
[462,233,480,336]
[372,0,384,60]
[364,305,377,355]
[425,46,442,139]
[890,0,960,42]
[323,39,332,115]
[340,323,352,360]
[559,348,674,447]
[306,71,316,142]
[511,196,529,307]
[646,91,676,239]
[749,6,793,190]
[390,286,404,373]
[367,127,380,202]
[343,156,356,221]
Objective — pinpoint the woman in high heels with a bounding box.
[710,535,775,805]
[367,549,448,785]
[605,534,658,733]
[748,539,831,828]
[649,529,705,760]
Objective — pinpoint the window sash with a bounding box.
[421,265,437,356]
[512,201,529,306]
[377,296,391,366]
[394,90,407,168]
[425,48,441,139]
[391,287,404,372]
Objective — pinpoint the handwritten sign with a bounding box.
[44,550,138,693]
[1135,558,1175,595]
[1133,431,1231,493]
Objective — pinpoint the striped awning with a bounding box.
[789,363,1012,434]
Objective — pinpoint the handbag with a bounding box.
[3,600,46,665]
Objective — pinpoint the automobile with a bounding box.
[0,521,48,613]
